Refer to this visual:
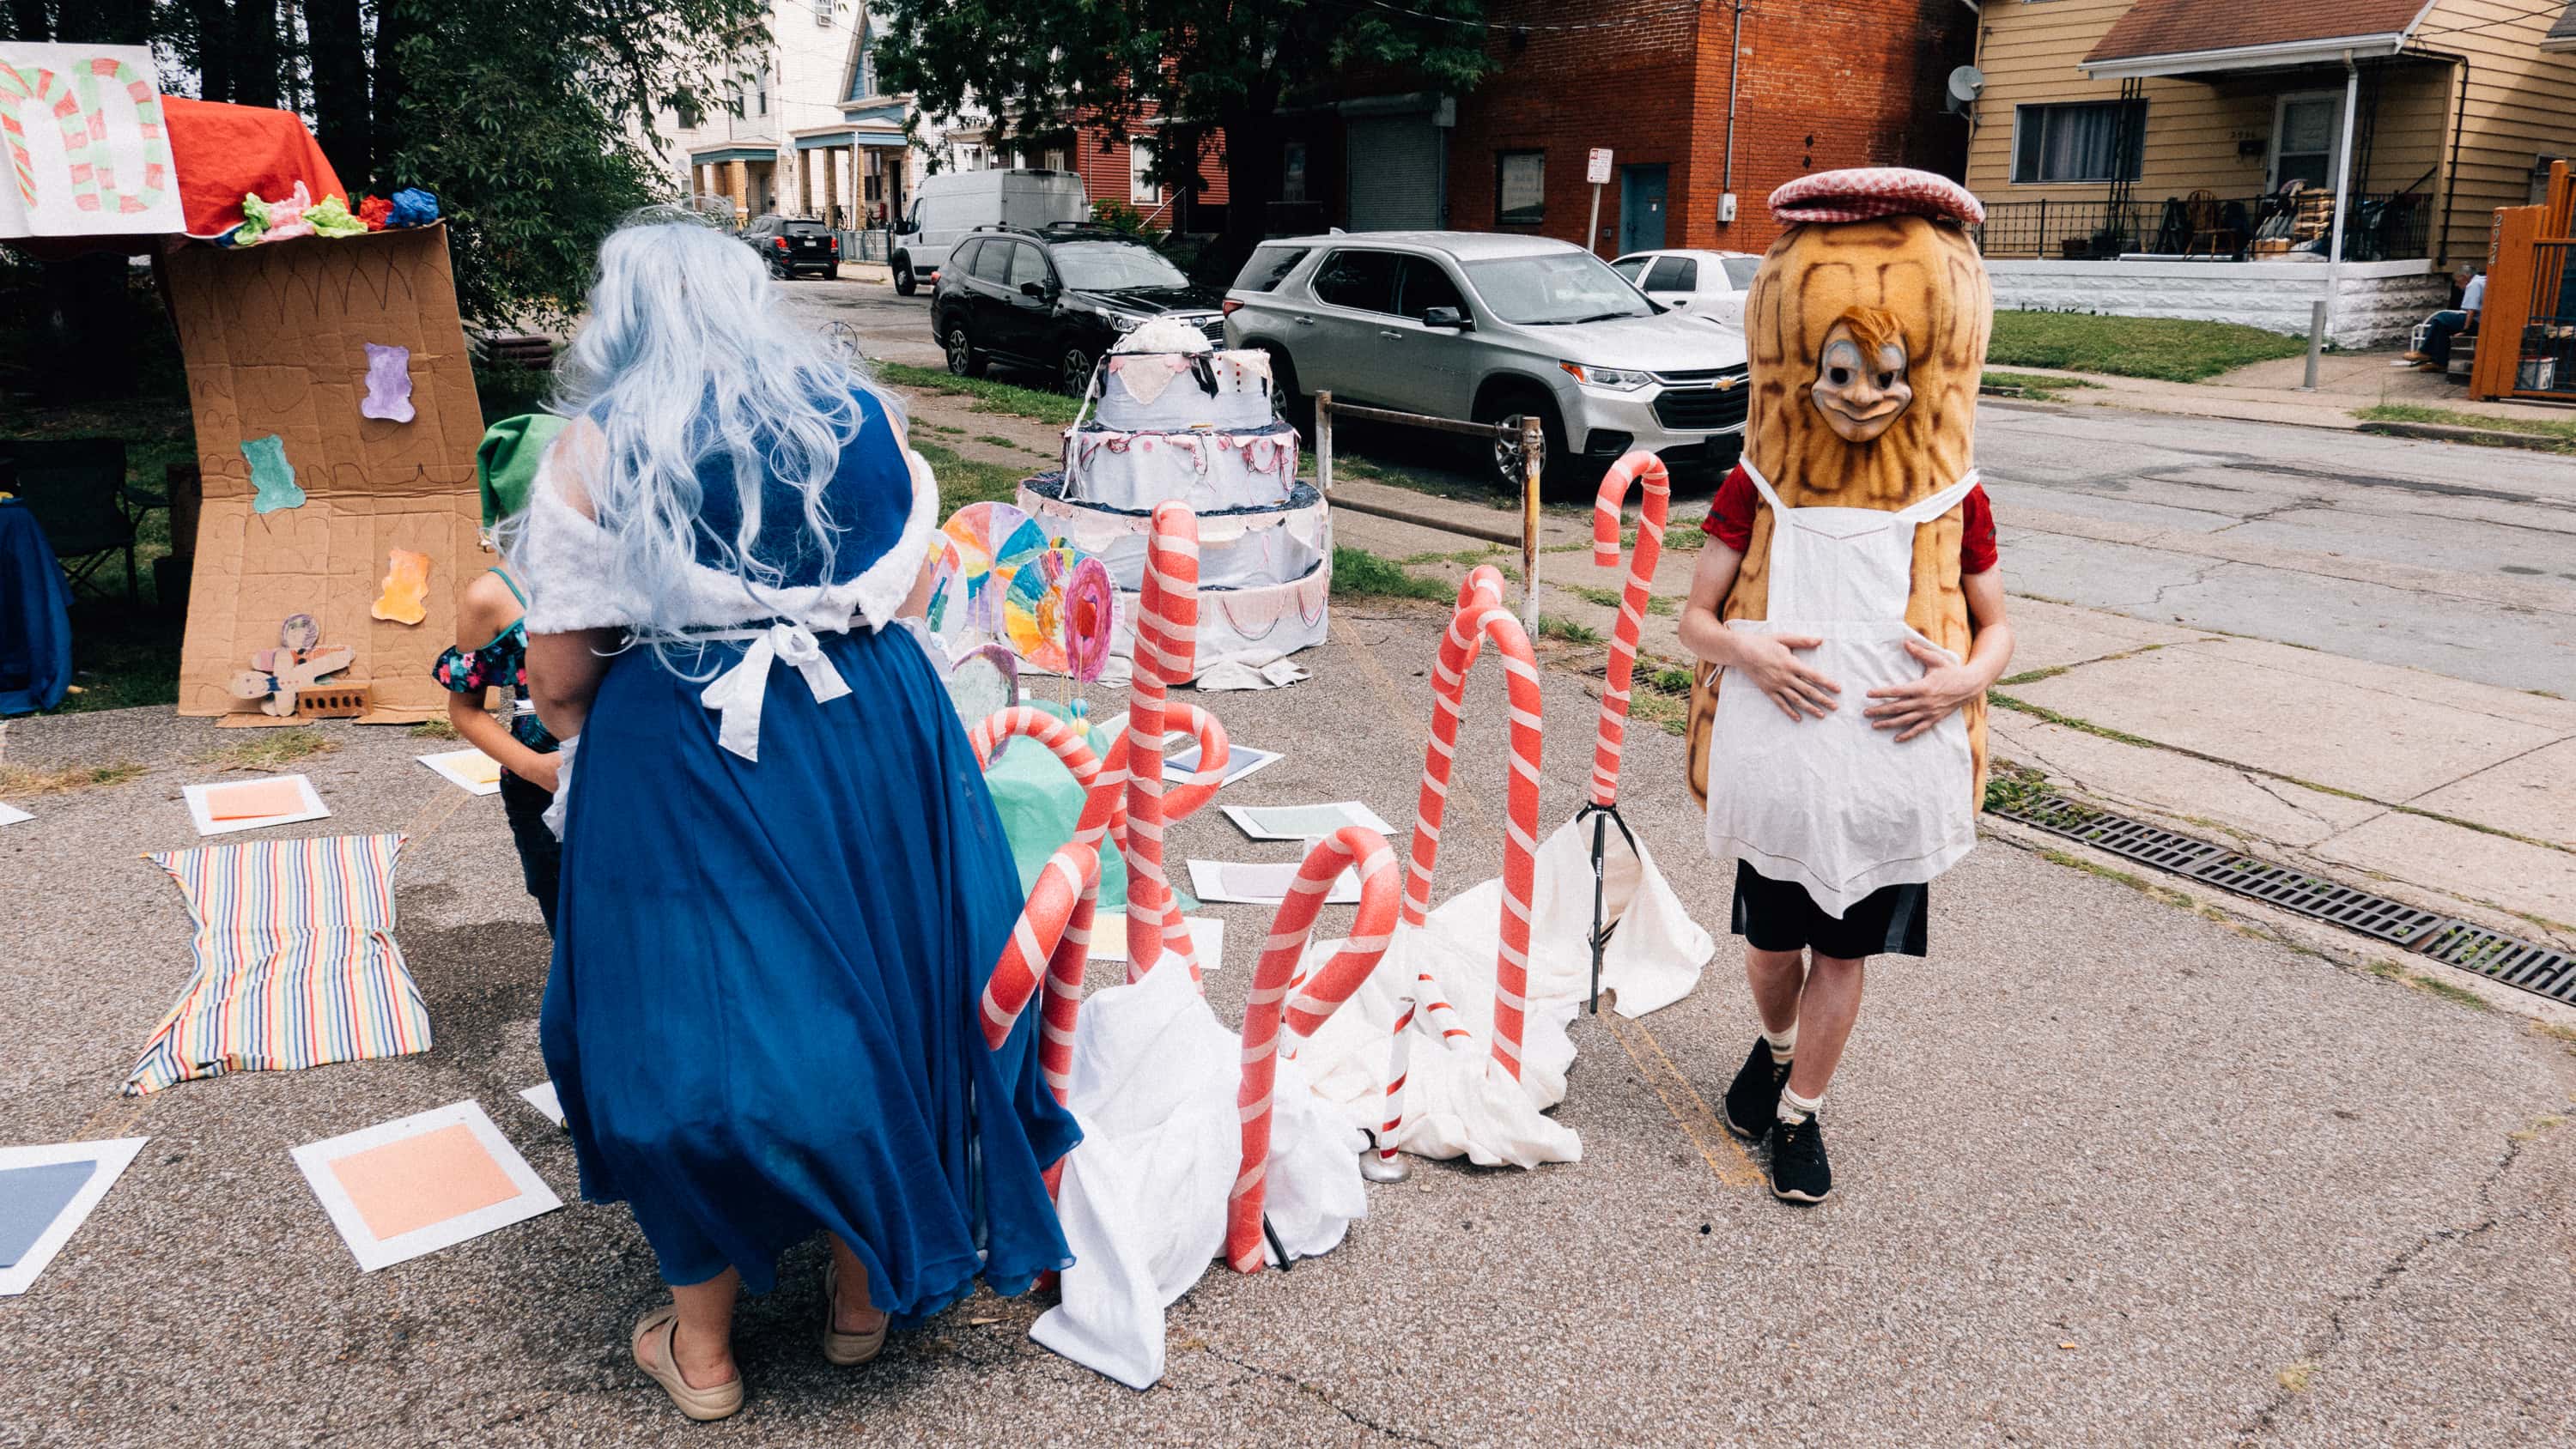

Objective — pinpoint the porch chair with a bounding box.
[2182,190,2239,258]
[0,439,156,604]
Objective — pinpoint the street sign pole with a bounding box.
[1585,148,1613,257]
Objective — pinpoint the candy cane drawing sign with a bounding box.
[0,44,184,238]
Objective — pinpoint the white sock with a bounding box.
[1761,1021,1797,1065]
[1777,1083,1823,1126]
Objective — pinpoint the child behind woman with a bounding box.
[434,414,567,932]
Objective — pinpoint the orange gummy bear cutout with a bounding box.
[371,549,432,626]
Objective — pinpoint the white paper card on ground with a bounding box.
[418,748,505,796]
[518,1082,566,1128]
[1088,916,1226,968]
[0,802,30,826]
[1185,859,1362,906]
[291,1100,561,1271]
[1220,801,1395,842]
[1163,743,1280,787]
[0,1137,147,1296]
[181,774,330,836]
[0,45,187,239]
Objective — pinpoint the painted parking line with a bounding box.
[1597,1004,1766,1190]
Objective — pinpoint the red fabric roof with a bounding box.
[162,97,347,237]
[2084,0,2429,64]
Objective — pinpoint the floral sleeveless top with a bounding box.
[431,569,558,753]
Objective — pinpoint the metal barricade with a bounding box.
[1311,390,1547,630]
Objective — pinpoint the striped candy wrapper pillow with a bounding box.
[126,833,429,1094]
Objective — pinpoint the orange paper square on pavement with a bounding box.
[326,1124,520,1240]
[206,779,308,821]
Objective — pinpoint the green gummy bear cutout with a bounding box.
[242,434,304,514]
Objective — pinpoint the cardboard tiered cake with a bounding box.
[1018,323,1329,676]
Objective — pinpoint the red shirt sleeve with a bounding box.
[1959,483,1998,574]
[1699,463,1756,552]
[1702,465,1998,573]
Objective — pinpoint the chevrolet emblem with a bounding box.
[1712,374,1742,391]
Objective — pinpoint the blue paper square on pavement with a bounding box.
[0,1161,98,1267]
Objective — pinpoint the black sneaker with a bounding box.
[1720,1038,1786,1143]
[1769,1113,1832,1203]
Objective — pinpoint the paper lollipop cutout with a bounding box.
[371,549,431,625]
[1062,555,1117,682]
[1004,545,1080,672]
[930,503,1048,645]
[242,434,304,514]
[361,343,415,423]
[945,645,1019,751]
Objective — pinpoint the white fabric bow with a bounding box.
[699,621,852,762]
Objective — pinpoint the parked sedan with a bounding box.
[740,215,840,280]
[933,225,1226,395]
[1226,233,1748,487]
[1610,249,1762,328]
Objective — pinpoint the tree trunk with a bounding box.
[58,0,149,43]
[3,0,51,43]
[233,0,279,110]
[373,0,416,187]
[186,0,234,103]
[1218,98,1284,278]
[305,0,371,190]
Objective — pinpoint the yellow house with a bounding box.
[1959,0,2576,343]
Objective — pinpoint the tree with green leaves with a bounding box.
[3,0,767,326]
[872,0,1496,264]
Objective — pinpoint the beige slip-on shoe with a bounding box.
[822,1259,890,1367]
[632,1306,744,1422]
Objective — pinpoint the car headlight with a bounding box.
[1103,311,1145,332]
[1559,361,1651,391]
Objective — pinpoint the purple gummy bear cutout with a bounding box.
[360,343,415,423]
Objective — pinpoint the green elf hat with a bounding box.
[476,413,567,530]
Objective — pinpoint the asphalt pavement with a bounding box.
[5,597,2573,1446]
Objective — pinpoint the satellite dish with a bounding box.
[1947,65,1985,115]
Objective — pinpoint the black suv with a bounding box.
[933,225,1224,395]
[741,215,840,280]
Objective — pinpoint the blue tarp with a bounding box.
[0,501,74,715]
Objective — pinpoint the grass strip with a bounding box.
[872,361,1081,427]
[197,727,336,773]
[1988,311,2306,383]
[0,760,147,796]
[2352,403,2576,452]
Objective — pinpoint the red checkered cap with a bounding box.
[1769,168,1984,227]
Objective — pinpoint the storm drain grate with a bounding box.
[1996,795,2226,874]
[1990,796,2576,1008]
[2417,923,2576,1003]
[2180,852,2449,949]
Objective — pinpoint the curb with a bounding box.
[2354,420,2572,452]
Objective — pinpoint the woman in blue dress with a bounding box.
[519,215,1076,1422]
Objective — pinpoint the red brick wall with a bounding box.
[1444,0,1971,257]
[1071,105,1231,221]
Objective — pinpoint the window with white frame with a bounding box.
[2010,100,2145,184]
[2270,92,2344,192]
[1129,137,1159,204]
[813,0,830,22]
[1496,150,1544,225]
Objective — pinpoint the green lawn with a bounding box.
[1987,310,2308,383]
[1980,369,2104,403]
[2353,403,2576,452]
[871,361,1081,427]
[1328,546,1455,603]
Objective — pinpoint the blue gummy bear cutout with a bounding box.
[242,434,304,514]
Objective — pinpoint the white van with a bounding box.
[891,168,1091,295]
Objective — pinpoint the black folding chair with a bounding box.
[0,439,158,603]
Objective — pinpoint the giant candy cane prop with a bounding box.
[1124,503,1203,983]
[978,841,1103,1185]
[1226,826,1401,1274]
[1395,563,1546,1080]
[1573,451,1669,1010]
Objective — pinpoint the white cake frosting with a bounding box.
[1022,474,1326,594]
[1094,349,1274,431]
[1060,421,1298,513]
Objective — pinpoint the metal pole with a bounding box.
[2300,300,2325,391]
[1519,415,1544,630]
[1315,389,1334,493]
[1586,182,1604,258]
[2326,57,2360,338]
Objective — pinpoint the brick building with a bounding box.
[1442,0,1973,255]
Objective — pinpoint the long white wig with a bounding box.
[550,209,891,658]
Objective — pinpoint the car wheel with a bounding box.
[1059,345,1098,398]
[945,322,987,379]
[824,264,840,282]
[1259,349,1313,436]
[1475,391,1573,494]
[893,258,917,296]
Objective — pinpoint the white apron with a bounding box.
[1704,459,1980,918]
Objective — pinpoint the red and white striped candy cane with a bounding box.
[1394,573,1545,1080]
[977,841,1101,1097]
[1125,502,1201,983]
[1225,826,1401,1274]
[1589,451,1668,808]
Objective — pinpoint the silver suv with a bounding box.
[1223,232,1749,487]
